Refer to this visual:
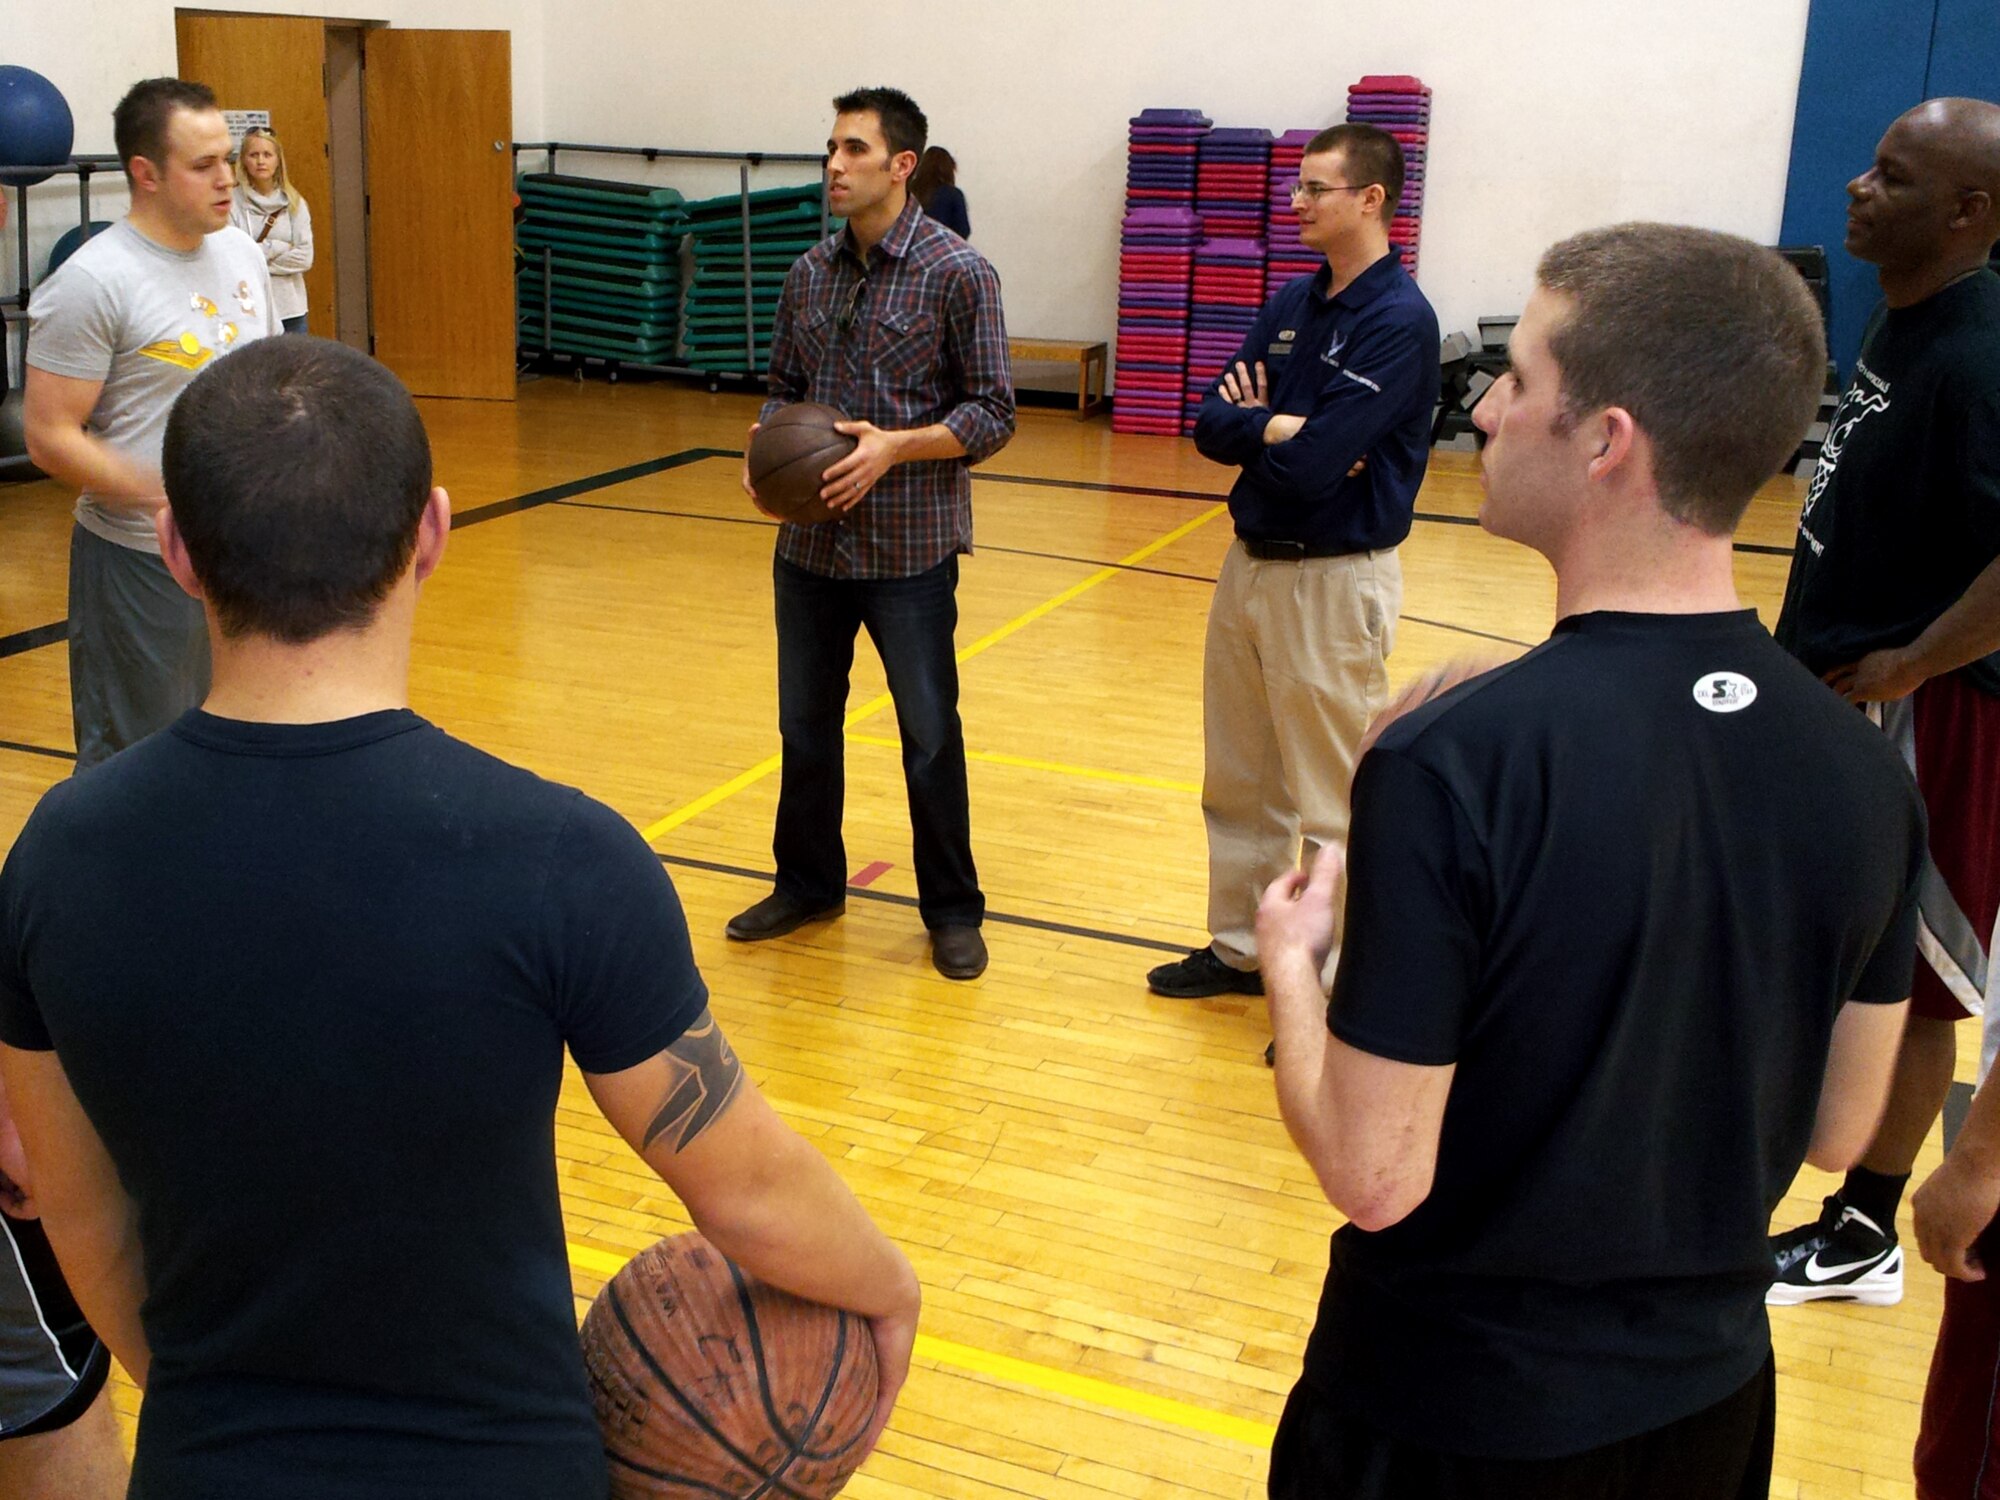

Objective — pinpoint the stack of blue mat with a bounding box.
[515,173,685,363]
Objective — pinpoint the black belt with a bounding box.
[1240,539,1356,561]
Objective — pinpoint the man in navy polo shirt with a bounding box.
[1147,123,1439,1001]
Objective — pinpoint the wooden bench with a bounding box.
[1008,337,1108,419]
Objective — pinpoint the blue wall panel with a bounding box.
[1925,0,2000,104]
[1780,0,1934,372]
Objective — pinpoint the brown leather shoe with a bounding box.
[930,924,987,980]
[725,891,844,942]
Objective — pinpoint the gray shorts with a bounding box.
[68,522,210,772]
[0,1212,108,1439]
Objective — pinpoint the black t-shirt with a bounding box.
[1775,269,2000,696]
[0,710,709,1500]
[1303,612,1924,1460]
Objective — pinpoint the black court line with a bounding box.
[0,622,66,659]
[555,499,1222,587]
[1403,616,1535,649]
[554,498,1532,639]
[0,443,1798,663]
[0,447,731,662]
[656,852,1188,955]
[0,740,74,762]
[450,447,731,528]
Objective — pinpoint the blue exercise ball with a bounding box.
[0,67,75,188]
[46,220,113,277]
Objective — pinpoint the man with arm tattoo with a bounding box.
[0,338,918,1500]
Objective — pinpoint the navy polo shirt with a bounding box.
[1193,254,1439,553]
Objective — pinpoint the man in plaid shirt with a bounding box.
[731,86,1014,981]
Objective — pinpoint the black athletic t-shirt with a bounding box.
[1776,269,2000,696]
[1302,612,1924,1460]
[0,710,710,1500]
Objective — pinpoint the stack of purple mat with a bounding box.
[1195,127,1271,244]
[1184,237,1265,434]
[1347,75,1431,278]
[1124,107,1209,213]
[1265,128,1321,298]
[1115,110,1209,435]
[1113,206,1202,436]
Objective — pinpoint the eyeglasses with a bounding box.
[836,275,869,335]
[1289,181,1370,202]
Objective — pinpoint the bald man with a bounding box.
[1763,89,2000,1327]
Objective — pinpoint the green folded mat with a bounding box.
[690,268,790,286]
[517,173,685,210]
[516,223,680,254]
[515,271,679,309]
[518,205,685,236]
[518,290,679,326]
[684,209,830,236]
[517,325,677,360]
[691,248,811,268]
[511,253,677,294]
[681,183,823,215]
[517,304,676,339]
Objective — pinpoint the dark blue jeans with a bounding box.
[772,554,982,929]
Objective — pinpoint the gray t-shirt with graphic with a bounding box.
[28,221,279,554]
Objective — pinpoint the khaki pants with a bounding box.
[1201,541,1402,970]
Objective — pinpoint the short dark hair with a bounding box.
[832,87,927,161]
[1536,223,1828,534]
[113,78,217,178]
[163,339,434,643]
[1304,123,1404,214]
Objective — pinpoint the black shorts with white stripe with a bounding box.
[0,1212,110,1440]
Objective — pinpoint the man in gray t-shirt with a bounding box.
[25,78,276,772]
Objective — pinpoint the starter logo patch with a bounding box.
[1693,672,1758,714]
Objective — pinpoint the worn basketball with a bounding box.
[580,1233,879,1500]
[747,404,857,525]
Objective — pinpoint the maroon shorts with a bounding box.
[1918,1221,2000,1497]
[1878,671,2000,1023]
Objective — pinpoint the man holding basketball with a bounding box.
[731,86,1014,981]
[0,338,919,1499]
[1257,225,1920,1497]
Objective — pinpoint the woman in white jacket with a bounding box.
[230,127,314,333]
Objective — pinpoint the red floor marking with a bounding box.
[849,860,893,888]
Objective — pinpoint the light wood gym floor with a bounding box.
[0,379,1953,1499]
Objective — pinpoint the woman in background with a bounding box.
[910,147,970,239]
[230,127,314,333]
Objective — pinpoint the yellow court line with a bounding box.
[639,504,1227,844]
[846,732,1200,796]
[565,1241,1274,1450]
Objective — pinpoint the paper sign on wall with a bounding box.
[223,111,271,151]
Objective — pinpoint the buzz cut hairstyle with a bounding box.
[1303,123,1405,215]
[1535,222,1830,535]
[113,77,219,182]
[832,87,928,162]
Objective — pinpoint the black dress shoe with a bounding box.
[725,891,844,942]
[1146,946,1264,998]
[931,924,988,980]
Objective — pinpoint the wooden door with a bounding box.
[174,13,336,338]
[363,29,515,401]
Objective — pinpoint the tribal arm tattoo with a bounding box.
[641,1009,746,1153]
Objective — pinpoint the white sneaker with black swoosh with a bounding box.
[1766,1203,1903,1307]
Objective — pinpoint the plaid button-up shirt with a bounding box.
[761,197,1015,580]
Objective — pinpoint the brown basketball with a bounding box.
[579,1233,879,1500]
[747,404,858,526]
